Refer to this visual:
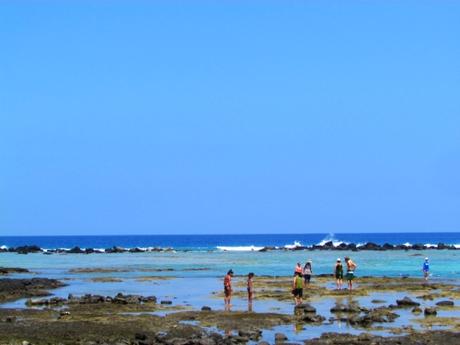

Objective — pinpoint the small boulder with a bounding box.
[396,297,420,307]
[424,307,437,316]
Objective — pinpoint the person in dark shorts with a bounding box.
[334,258,343,290]
[292,271,303,305]
[344,257,357,291]
[303,260,313,286]
[224,269,234,310]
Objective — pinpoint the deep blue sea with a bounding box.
[1,232,460,251]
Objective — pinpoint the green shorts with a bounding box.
[346,271,355,280]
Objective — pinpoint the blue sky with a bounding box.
[1,1,459,235]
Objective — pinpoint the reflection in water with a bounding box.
[248,301,253,312]
[294,322,304,333]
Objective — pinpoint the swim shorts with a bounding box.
[293,288,303,297]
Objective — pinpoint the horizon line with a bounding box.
[1,231,460,237]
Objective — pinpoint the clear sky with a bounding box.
[1,1,459,236]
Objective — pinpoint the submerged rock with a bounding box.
[0,267,29,275]
[436,300,454,306]
[274,332,288,342]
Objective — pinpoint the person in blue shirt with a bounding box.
[422,257,430,281]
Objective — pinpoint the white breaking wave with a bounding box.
[424,243,437,248]
[93,248,106,252]
[284,241,302,249]
[217,245,264,252]
[454,244,460,249]
[0,245,8,250]
[317,233,348,247]
[402,242,412,247]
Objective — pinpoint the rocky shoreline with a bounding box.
[1,274,460,344]
[1,241,459,254]
[0,278,65,303]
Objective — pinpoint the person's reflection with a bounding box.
[294,321,303,333]
[248,300,253,312]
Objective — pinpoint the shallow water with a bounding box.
[2,250,459,342]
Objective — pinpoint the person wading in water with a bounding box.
[224,269,234,311]
[344,257,357,291]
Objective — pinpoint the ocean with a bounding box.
[1,233,459,283]
[2,232,460,251]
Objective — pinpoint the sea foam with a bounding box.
[216,245,264,252]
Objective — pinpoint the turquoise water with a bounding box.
[2,249,459,280]
[2,249,459,342]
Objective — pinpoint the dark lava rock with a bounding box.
[304,331,460,345]
[330,303,361,313]
[294,303,316,314]
[396,296,420,307]
[11,245,42,254]
[129,247,145,253]
[351,309,399,326]
[424,307,437,316]
[382,243,394,250]
[160,300,172,305]
[105,246,127,253]
[201,306,212,311]
[360,242,381,250]
[0,267,29,275]
[68,246,85,254]
[436,300,454,306]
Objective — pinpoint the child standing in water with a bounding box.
[292,271,304,305]
[247,272,254,302]
[224,269,234,310]
[303,260,313,287]
[334,258,343,290]
[344,257,357,291]
[422,258,430,281]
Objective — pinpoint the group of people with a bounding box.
[223,269,254,311]
[292,257,357,305]
[224,257,430,308]
[223,256,358,308]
